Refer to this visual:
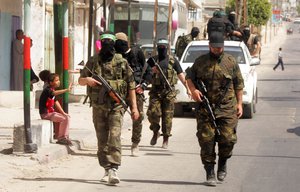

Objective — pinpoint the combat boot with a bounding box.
[204,164,217,186]
[162,136,169,149]
[217,158,227,181]
[150,131,160,146]
[131,143,139,157]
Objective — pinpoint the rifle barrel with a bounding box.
[155,63,173,91]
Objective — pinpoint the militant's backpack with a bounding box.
[207,17,226,38]
[175,35,188,59]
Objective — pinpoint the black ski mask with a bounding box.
[228,14,235,24]
[243,28,250,42]
[100,39,115,62]
[157,45,168,61]
[115,39,129,54]
[191,27,200,38]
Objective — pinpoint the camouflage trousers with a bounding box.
[92,105,125,169]
[131,94,145,144]
[195,111,238,165]
[147,89,176,137]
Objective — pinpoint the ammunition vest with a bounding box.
[152,55,178,88]
[88,54,128,106]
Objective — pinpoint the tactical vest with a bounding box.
[88,54,128,106]
[152,55,178,88]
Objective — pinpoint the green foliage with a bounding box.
[226,0,235,11]
[226,0,272,26]
[297,5,300,16]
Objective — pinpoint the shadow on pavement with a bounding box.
[287,126,300,137]
[16,177,100,185]
[234,153,300,159]
[0,147,13,154]
[121,178,202,186]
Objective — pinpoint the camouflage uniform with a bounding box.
[123,46,151,145]
[131,94,145,143]
[147,55,178,138]
[80,53,135,169]
[186,53,244,165]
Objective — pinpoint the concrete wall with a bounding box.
[30,0,47,91]
[71,1,104,95]
[0,0,23,16]
[0,0,103,97]
[0,0,46,91]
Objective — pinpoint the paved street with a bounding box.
[2,22,300,192]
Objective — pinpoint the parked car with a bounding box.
[174,40,260,118]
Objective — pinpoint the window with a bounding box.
[183,45,245,64]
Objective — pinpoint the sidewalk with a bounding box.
[0,102,95,155]
[0,100,143,190]
[0,101,137,155]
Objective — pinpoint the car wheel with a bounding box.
[174,103,184,117]
[253,88,257,113]
[243,102,253,119]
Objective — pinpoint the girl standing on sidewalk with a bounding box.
[39,73,72,145]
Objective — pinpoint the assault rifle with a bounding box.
[194,79,221,136]
[147,57,173,92]
[79,61,131,115]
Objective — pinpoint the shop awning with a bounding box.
[185,0,202,8]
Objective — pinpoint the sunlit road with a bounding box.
[5,26,300,192]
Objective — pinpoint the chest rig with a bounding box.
[152,55,178,88]
[89,54,128,105]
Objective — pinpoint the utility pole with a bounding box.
[62,1,69,113]
[243,0,247,26]
[235,0,242,27]
[103,0,106,31]
[109,0,115,32]
[128,0,132,45]
[88,0,94,58]
[152,0,158,55]
[23,0,37,153]
[167,0,172,54]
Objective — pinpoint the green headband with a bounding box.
[157,39,169,45]
[100,34,116,41]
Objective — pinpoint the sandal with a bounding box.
[56,138,73,146]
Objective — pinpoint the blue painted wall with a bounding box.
[0,12,12,90]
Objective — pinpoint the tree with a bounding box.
[226,0,272,27]
[297,5,300,16]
